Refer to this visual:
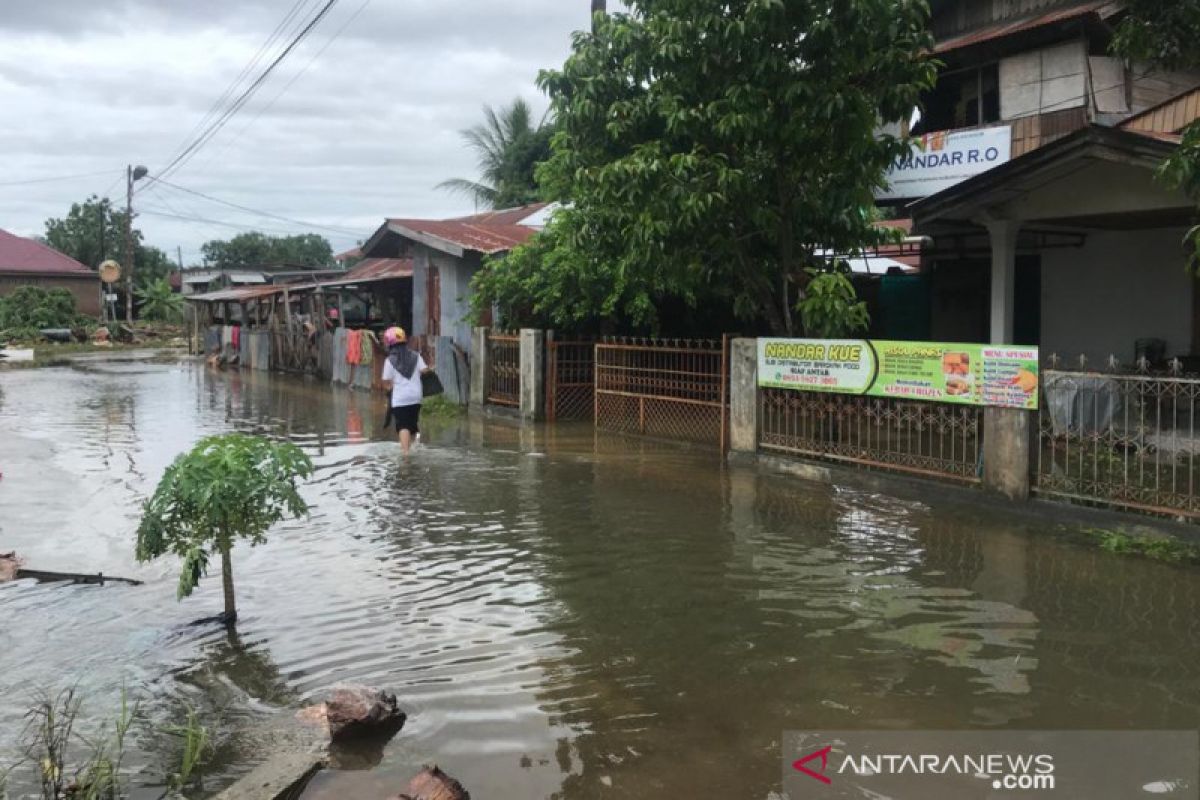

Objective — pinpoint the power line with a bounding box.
[140,207,334,238]
[0,169,120,188]
[144,174,364,237]
[153,0,342,183]
[158,0,319,172]
[196,0,374,174]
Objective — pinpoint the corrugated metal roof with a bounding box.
[0,228,93,275]
[934,1,1116,54]
[185,285,291,303]
[320,258,413,288]
[386,218,539,255]
[227,272,268,284]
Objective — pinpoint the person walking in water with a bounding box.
[381,326,428,455]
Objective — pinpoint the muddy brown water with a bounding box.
[2,354,1200,799]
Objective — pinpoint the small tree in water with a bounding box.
[136,434,313,625]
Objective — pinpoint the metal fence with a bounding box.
[594,337,729,448]
[1037,369,1200,518]
[546,338,595,421]
[759,389,984,482]
[486,331,520,407]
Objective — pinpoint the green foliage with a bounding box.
[20,688,138,800]
[439,98,553,210]
[473,0,934,335]
[136,434,312,603]
[422,394,466,418]
[798,268,870,338]
[41,195,172,290]
[0,286,89,339]
[1110,0,1200,72]
[1082,527,1200,565]
[163,707,208,794]
[134,278,185,322]
[200,232,333,271]
[1111,0,1200,273]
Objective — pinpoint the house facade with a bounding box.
[359,204,549,356]
[0,228,99,316]
[883,0,1200,367]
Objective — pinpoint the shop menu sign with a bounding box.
[757,338,1039,410]
[876,126,1012,200]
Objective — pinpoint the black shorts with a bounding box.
[391,403,421,434]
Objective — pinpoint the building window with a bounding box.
[912,64,1000,135]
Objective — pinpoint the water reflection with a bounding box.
[2,357,1200,800]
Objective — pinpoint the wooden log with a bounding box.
[14,569,142,586]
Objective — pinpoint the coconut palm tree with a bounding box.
[438,98,553,210]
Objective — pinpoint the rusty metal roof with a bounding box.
[320,258,413,288]
[185,285,293,303]
[385,218,540,255]
[935,1,1117,54]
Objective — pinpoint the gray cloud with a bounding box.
[0,0,605,264]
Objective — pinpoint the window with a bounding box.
[912,64,1000,135]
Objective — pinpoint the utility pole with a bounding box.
[591,0,605,31]
[177,246,184,271]
[124,164,148,322]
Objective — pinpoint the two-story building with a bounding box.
[883,0,1200,367]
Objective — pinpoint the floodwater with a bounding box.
[2,353,1200,799]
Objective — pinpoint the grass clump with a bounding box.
[1081,527,1200,565]
[422,395,466,418]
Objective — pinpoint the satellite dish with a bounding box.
[99,260,121,283]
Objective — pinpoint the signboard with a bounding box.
[876,126,1011,200]
[758,338,1039,409]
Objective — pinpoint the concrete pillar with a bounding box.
[469,326,488,409]
[520,328,546,421]
[729,338,758,453]
[982,406,1032,501]
[986,220,1021,344]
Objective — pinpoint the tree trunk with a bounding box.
[221,547,237,625]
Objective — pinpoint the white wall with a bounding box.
[1041,228,1192,365]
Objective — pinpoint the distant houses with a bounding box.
[0,228,98,315]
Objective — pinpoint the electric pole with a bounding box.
[591,0,605,31]
[124,164,148,322]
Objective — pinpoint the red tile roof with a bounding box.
[386,202,550,255]
[0,229,93,275]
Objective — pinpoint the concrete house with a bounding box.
[880,0,1200,366]
[0,228,99,316]
[358,203,550,357]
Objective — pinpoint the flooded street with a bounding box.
[3,354,1200,799]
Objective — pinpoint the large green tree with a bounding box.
[438,98,554,210]
[474,0,934,335]
[200,232,333,270]
[42,195,174,289]
[1111,1,1200,270]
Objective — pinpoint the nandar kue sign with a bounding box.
[757,338,1039,410]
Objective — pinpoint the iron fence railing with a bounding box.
[594,337,729,449]
[547,338,595,422]
[759,389,984,482]
[486,331,520,407]
[1037,369,1200,518]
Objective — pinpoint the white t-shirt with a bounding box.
[382,353,427,407]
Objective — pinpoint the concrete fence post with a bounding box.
[520,328,546,421]
[729,338,759,453]
[470,327,488,409]
[982,406,1033,501]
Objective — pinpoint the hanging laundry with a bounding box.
[360,330,378,366]
[346,329,363,365]
[231,325,241,349]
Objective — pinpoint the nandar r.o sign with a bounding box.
[876,125,1012,200]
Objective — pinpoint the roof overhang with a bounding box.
[387,222,465,258]
[910,126,1191,231]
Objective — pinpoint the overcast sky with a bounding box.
[0,0,602,265]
